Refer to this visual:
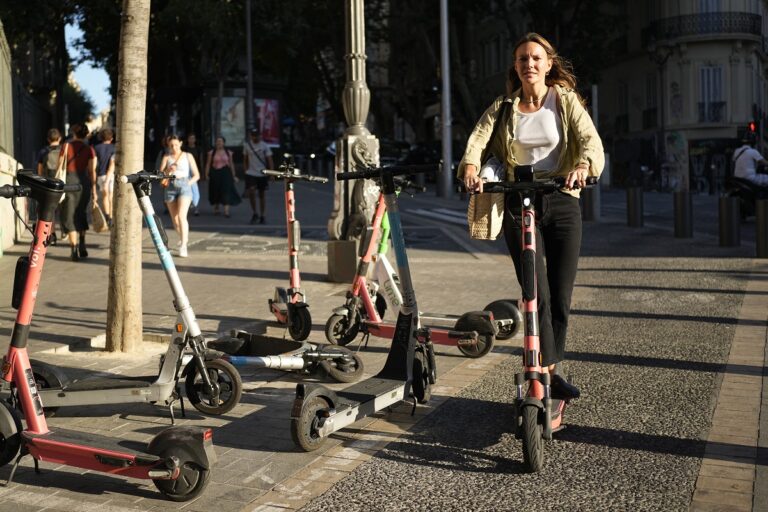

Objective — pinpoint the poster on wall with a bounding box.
[217,97,245,145]
[254,98,280,147]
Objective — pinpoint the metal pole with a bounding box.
[245,0,255,130]
[438,0,452,198]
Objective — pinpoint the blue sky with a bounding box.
[65,23,111,114]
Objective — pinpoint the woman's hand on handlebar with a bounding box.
[566,163,589,190]
[464,164,483,193]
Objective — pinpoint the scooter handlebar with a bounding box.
[336,163,440,181]
[120,170,175,184]
[262,169,329,184]
[470,175,598,194]
[0,184,29,198]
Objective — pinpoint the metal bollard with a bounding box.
[757,199,768,258]
[674,191,693,238]
[626,187,643,227]
[581,186,601,221]
[718,196,740,247]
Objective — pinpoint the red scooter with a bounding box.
[0,171,216,501]
[325,178,522,357]
[265,158,328,340]
[482,169,596,472]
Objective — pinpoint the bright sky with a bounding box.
[64,23,111,114]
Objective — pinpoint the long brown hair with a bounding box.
[506,33,582,102]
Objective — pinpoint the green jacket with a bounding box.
[457,84,604,197]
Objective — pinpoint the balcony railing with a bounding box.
[642,108,658,129]
[698,101,726,123]
[642,12,762,46]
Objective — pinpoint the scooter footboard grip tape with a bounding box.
[521,249,536,301]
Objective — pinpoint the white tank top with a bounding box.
[511,88,563,173]
[167,152,190,179]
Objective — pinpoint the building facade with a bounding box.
[597,0,768,193]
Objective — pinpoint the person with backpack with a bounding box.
[36,128,63,245]
[58,123,97,261]
[243,128,273,224]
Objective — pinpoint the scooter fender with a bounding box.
[331,305,350,317]
[453,311,497,337]
[291,383,339,419]
[146,425,216,470]
[179,350,225,378]
[28,358,69,389]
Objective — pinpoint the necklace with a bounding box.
[521,89,547,105]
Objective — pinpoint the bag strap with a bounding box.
[485,99,510,161]
[248,140,267,167]
[733,147,748,164]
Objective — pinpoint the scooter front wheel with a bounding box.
[0,402,22,467]
[521,405,544,472]
[184,358,243,415]
[291,396,331,452]
[483,299,523,341]
[289,307,312,341]
[153,459,210,502]
[319,346,364,383]
[324,313,360,346]
[457,333,494,359]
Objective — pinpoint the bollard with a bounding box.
[718,196,741,247]
[757,199,768,258]
[674,190,693,238]
[627,187,643,227]
[581,186,601,221]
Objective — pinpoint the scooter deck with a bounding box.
[24,427,160,464]
[333,376,404,413]
[60,375,155,392]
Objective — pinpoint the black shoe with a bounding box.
[49,232,57,246]
[250,213,259,224]
[70,246,80,262]
[78,244,88,259]
[193,208,200,216]
[550,374,580,400]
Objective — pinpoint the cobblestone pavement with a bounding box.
[0,181,765,511]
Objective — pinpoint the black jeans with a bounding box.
[502,190,582,366]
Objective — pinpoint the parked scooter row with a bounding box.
[0,161,564,503]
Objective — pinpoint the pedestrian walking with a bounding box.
[459,32,604,399]
[93,128,116,225]
[204,136,240,217]
[57,123,97,261]
[186,133,203,216]
[243,128,274,224]
[160,134,200,258]
[36,128,64,245]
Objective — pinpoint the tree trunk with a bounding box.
[106,0,151,352]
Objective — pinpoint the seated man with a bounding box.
[733,134,768,188]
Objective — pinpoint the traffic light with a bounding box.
[748,121,757,133]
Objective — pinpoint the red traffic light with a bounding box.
[748,121,757,132]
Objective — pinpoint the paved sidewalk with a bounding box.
[0,182,765,511]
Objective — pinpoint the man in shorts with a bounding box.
[243,128,274,224]
[94,128,116,224]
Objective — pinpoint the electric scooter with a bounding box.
[0,171,216,501]
[8,171,243,422]
[291,164,439,452]
[325,182,522,357]
[482,169,596,472]
[205,330,364,383]
[265,157,328,341]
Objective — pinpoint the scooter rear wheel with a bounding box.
[319,346,364,383]
[185,359,243,415]
[521,405,544,472]
[324,313,360,346]
[153,459,210,502]
[457,333,494,359]
[291,396,331,452]
[483,300,523,341]
[0,402,22,467]
[289,307,312,341]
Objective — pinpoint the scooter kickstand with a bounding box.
[4,450,28,486]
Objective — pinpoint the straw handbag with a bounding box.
[467,100,509,240]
